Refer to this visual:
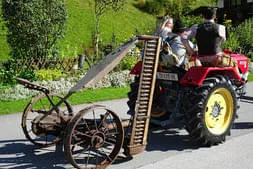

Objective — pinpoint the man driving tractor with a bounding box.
[195,7,238,70]
[163,6,240,75]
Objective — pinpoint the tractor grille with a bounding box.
[128,36,161,155]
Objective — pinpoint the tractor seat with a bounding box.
[16,77,50,94]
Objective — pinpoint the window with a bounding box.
[232,0,243,6]
[232,0,236,6]
[217,0,224,8]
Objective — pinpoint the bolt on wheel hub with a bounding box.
[211,102,223,118]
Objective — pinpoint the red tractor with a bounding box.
[17,35,249,168]
[128,38,249,146]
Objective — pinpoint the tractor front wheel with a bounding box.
[184,76,237,146]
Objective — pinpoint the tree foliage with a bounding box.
[1,0,67,59]
[235,18,253,53]
[93,0,125,59]
[139,0,198,18]
[95,0,124,16]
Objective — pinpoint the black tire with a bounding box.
[127,76,140,116]
[127,76,168,120]
[184,76,237,146]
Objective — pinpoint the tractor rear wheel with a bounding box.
[184,76,237,146]
[127,76,168,120]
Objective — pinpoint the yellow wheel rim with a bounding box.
[151,105,166,118]
[204,88,233,135]
[151,110,166,118]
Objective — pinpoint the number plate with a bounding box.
[156,72,178,81]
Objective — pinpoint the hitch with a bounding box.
[240,95,253,102]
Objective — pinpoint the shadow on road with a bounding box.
[112,123,199,166]
[0,125,198,168]
[146,124,199,152]
[0,139,68,169]
[3,122,250,168]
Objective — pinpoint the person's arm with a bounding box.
[218,24,226,42]
[181,39,197,56]
[159,19,169,36]
[181,24,198,56]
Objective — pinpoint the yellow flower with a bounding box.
[225,19,232,23]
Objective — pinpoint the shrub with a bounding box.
[1,0,67,60]
[35,69,67,81]
[0,59,37,85]
[0,59,19,85]
[247,51,253,60]
[19,69,36,81]
[138,0,199,18]
[0,65,16,85]
[222,22,240,51]
[181,15,202,28]
[235,18,253,54]
[116,55,140,71]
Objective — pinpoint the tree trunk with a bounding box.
[94,15,101,61]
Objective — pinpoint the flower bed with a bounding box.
[0,70,134,101]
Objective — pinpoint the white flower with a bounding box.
[0,70,133,101]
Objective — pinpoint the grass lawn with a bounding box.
[248,73,253,81]
[0,86,130,115]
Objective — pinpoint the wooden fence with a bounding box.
[15,57,79,72]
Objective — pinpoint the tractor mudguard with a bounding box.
[223,49,249,74]
[130,61,142,75]
[230,53,248,74]
[179,66,242,87]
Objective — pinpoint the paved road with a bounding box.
[1,83,253,169]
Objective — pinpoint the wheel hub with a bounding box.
[31,114,62,136]
[91,131,105,148]
[211,102,223,118]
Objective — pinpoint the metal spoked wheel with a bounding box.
[22,94,73,147]
[64,105,124,169]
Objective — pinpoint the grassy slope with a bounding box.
[0,0,156,61]
[0,0,216,61]
[192,0,215,7]
[0,3,10,62]
[59,0,156,58]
